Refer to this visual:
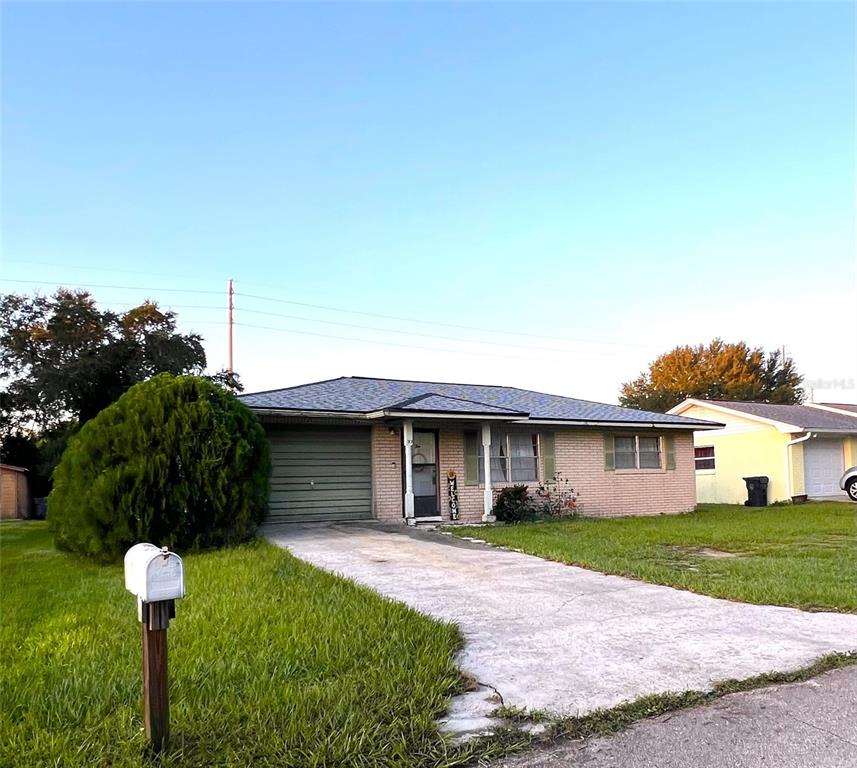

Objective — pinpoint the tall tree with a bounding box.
[619,339,804,412]
[0,289,207,435]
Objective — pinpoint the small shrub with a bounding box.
[492,484,536,523]
[533,471,581,518]
[48,374,270,561]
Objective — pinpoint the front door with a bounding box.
[412,430,439,517]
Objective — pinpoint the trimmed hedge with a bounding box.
[48,374,270,561]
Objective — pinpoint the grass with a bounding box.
[2,520,853,768]
[489,652,857,751]
[0,522,519,768]
[549,652,857,741]
[449,502,857,612]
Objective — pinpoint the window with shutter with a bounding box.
[542,432,556,480]
[477,431,539,483]
[463,431,479,485]
[609,435,665,470]
[604,434,615,471]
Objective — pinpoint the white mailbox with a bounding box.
[124,543,185,603]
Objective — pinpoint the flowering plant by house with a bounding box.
[491,473,581,524]
[534,472,580,518]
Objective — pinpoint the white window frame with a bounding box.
[615,435,663,471]
[694,445,716,472]
[478,432,540,485]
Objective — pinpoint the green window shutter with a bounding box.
[604,434,615,471]
[464,431,479,486]
[665,435,676,470]
[541,432,556,480]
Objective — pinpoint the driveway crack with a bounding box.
[784,711,857,748]
[477,679,505,707]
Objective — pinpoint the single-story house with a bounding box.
[239,377,720,525]
[667,399,857,504]
[0,464,30,520]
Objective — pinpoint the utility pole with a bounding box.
[227,278,234,373]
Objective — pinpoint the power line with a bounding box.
[0,276,655,354]
[0,278,221,295]
[234,322,547,361]
[1,260,213,284]
[236,290,656,349]
[179,320,229,326]
[236,306,595,354]
[100,302,225,311]
[234,321,628,361]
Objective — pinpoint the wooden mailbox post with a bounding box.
[124,544,185,752]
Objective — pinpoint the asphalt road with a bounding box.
[494,666,857,768]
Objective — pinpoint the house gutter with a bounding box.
[247,408,721,430]
[784,431,815,500]
[249,408,368,420]
[517,419,723,430]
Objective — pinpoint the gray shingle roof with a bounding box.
[819,403,857,415]
[239,376,718,428]
[388,393,528,416]
[705,400,857,432]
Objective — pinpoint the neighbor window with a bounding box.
[694,446,715,471]
[479,432,539,483]
[615,435,662,470]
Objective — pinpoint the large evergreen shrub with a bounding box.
[48,374,270,561]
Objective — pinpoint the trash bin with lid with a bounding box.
[743,476,769,507]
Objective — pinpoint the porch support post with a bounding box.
[481,423,495,522]
[403,419,415,522]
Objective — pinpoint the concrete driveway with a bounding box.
[267,523,857,728]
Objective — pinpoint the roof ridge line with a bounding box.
[385,391,528,414]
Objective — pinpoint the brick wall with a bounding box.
[438,429,484,523]
[554,431,696,516]
[371,425,403,522]
[369,425,696,523]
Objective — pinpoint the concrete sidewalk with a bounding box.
[267,523,857,730]
[494,666,857,768]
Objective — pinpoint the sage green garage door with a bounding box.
[267,426,373,523]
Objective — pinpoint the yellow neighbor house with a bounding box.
[667,400,857,505]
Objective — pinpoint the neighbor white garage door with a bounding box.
[804,439,844,498]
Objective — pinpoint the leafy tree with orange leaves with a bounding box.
[619,339,804,413]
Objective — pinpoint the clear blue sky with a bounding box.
[2,2,855,402]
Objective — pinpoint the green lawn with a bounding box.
[0,522,506,768]
[450,503,857,613]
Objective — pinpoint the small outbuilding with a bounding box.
[0,464,30,519]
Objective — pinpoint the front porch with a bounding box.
[403,420,496,524]
[372,416,552,526]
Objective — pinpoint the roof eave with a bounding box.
[250,407,369,419]
[668,398,803,432]
[517,418,724,430]
[806,403,857,419]
[806,428,857,435]
[247,407,721,429]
